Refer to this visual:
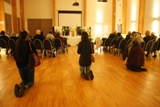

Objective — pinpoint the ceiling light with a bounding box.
[73,1,79,6]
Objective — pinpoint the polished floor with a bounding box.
[0,46,160,107]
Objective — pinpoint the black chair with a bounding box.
[43,39,56,58]
[151,40,159,59]
[117,39,126,56]
[104,38,111,52]
[33,39,44,58]
[8,39,16,55]
[54,38,64,53]
[144,40,153,59]
[109,38,116,54]
[0,39,8,57]
[140,41,145,50]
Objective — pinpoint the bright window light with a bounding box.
[153,0,160,18]
[152,20,159,36]
[96,10,102,23]
[94,24,102,35]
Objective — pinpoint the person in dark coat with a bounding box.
[32,29,45,42]
[126,40,147,71]
[143,30,152,56]
[0,30,9,55]
[14,30,37,97]
[77,31,94,80]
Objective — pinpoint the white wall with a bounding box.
[24,0,53,30]
[4,2,12,14]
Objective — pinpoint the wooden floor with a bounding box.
[0,46,160,107]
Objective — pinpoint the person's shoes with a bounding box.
[18,84,26,98]
[81,72,89,80]
[14,84,19,97]
[88,70,94,80]
[140,68,147,71]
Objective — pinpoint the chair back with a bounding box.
[33,39,44,50]
[0,39,8,48]
[43,39,53,50]
[110,38,116,46]
[118,39,126,49]
[54,38,62,47]
[126,39,132,45]
[8,39,16,49]
[140,41,145,50]
[144,40,153,52]
[151,40,159,52]
[104,38,111,46]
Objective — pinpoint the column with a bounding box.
[138,0,145,34]
[12,0,18,33]
[53,0,56,26]
[83,0,87,26]
[0,0,5,31]
[122,0,127,34]
[20,0,25,30]
[112,0,116,32]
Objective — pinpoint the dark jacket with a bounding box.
[127,46,144,67]
[143,36,152,44]
[77,40,94,66]
[14,39,37,68]
[32,34,45,42]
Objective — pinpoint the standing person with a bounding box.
[13,30,37,97]
[77,31,94,80]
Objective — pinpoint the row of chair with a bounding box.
[0,38,68,59]
[32,38,68,58]
[101,38,159,59]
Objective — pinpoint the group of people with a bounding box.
[0,30,19,55]
[102,30,160,72]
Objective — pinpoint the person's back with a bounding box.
[32,29,45,42]
[108,31,117,41]
[77,31,94,80]
[126,40,146,71]
[143,30,152,43]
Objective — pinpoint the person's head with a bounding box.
[11,31,16,36]
[117,32,122,37]
[36,29,41,35]
[151,32,155,35]
[81,31,88,41]
[1,30,5,36]
[54,31,60,37]
[19,30,28,40]
[132,40,140,47]
[145,30,150,36]
[135,32,141,38]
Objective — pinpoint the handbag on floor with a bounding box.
[28,42,40,67]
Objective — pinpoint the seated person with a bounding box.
[54,32,65,52]
[126,40,147,71]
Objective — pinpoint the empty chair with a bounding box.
[33,39,44,58]
[43,39,56,58]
